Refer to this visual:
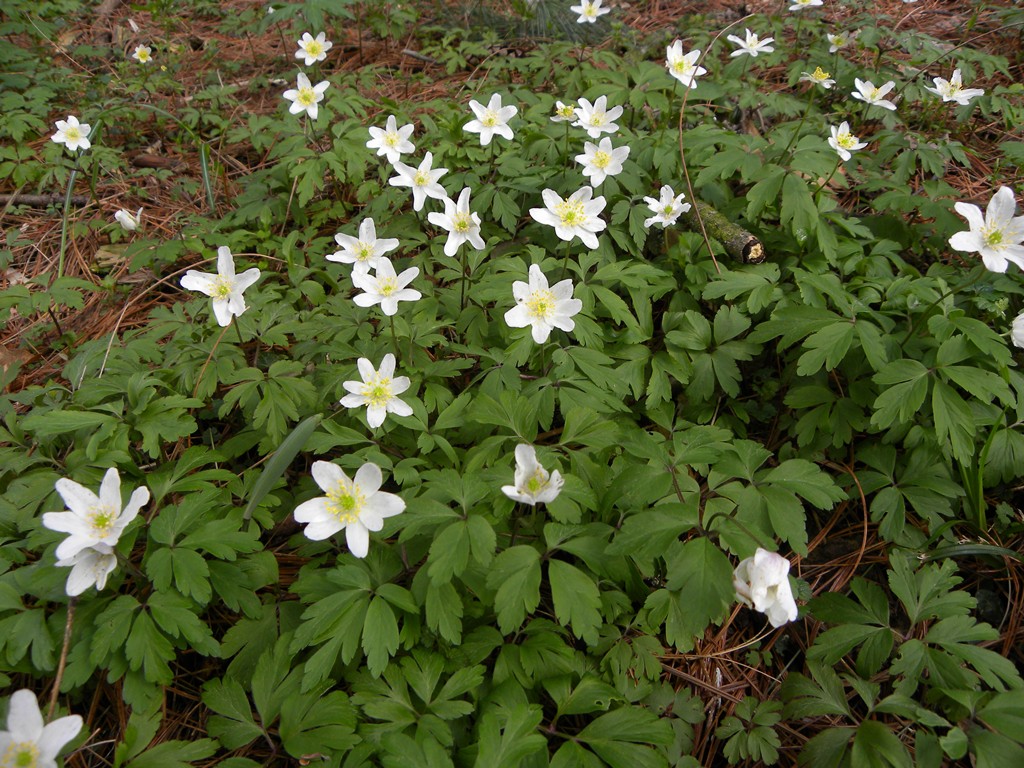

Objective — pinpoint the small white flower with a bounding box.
[464,93,518,146]
[340,353,413,429]
[0,689,83,768]
[575,137,630,186]
[851,78,898,111]
[328,218,399,275]
[501,444,564,505]
[924,69,985,106]
[504,263,583,344]
[733,548,799,628]
[132,44,152,64]
[529,186,607,249]
[789,0,823,9]
[727,28,775,58]
[948,186,1024,274]
[570,0,610,23]
[643,185,691,229]
[351,258,421,316]
[666,41,707,89]
[113,207,143,231]
[283,72,330,119]
[827,121,868,162]
[295,31,333,66]
[293,460,405,557]
[41,468,149,561]
[427,188,485,257]
[57,548,119,596]
[550,100,577,123]
[51,116,91,153]
[799,66,835,89]
[366,115,416,164]
[389,151,449,212]
[180,245,261,326]
[1011,313,1024,349]
[572,96,623,139]
[826,30,858,53]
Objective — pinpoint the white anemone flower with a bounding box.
[0,689,82,768]
[550,100,577,123]
[51,116,91,153]
[799,67,835,89]
[924,69,985,106]
[828,122,868,162]
[132,45,152,64]
[56,548,119,596]
[643,185,691,229]
[570,0,610,23]
[727,29,775,58]
[283,72,330,119]
[572,96,623,139]
[733,548,799,628]
[575,137,630,187]
[293,460,405,557]
[427,188,485,257]
[295,31,333,66]
[529,186,607,249]
[665,41,707,89]
[501,444,564,505]
[351,258,421,316]
[113,207,143,231]
[1011,313,1024,349]
[366,115,415,164]
[389,152,449,212]
[826,30,858,53]
[789,0,823,9]
[180,246,261,326]
[464,93,518,146]
[851,78,898,111]
[327,218,399,275]
[41,468,149,561]
[948,186,1024,274]
[503,263,583,344]
[340,353,413,429]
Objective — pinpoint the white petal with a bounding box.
[354,463,383,495]
[54,478,98,517]
[311,460,346,493]
[346,522,370,557]
[7,689,44,741]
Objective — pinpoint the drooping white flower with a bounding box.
[51,116,91,153]
[727,28,775,58]
[948,186,1024,273]
[789,0,823,9]
[295,31,333,66]
[733,548,799,628]
[293,460,405,557]
[501,444,564,505]
[570,0,610,23]
[1011,313,1024,349]
[574,137,630,187]
[365,115,416,164]
[0,689,82,768]
[41,468,149,561]
[340,353,413,429]
[180,245,261,326]
[132,44,152,64]
[57,548,119,596]
[503,264,583,344]
[351,258,421,316]
[799,66,835,89]
[826,30,858,53]
[282,72,330,119]
[665,41,707,89]
[327,218,399,275]
[572,96,623,139]
[851,78,898,111]
[550,100,577,123]
[643,185,691,229]
[427,188,485,257]
[924,69,985,106]
[827,121,868,162]
[529,186,607,249]
[113,207,143,231]
[464,93,518,147]
[389,152,449,212]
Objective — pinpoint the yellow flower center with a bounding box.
[361,376,394,409]
[378,277,398,296]
[591,150,611,169]
[555,199,586,226]
[524,468,548,495]
[326,483,365,524]
[356,243,374,261]
[137,49,151,62]
[526,289,555,320]
[384,131,399,147]
[837,132,857,149]
[89,505,118,536]
[65,126,82,142]
[452,212,473,233]
[481,110,499,127]
[673,59,693,75]
[414,171,429,186]
[869,87,883,100]
[556,104,575,118]
[211,277,234,300]
[305,40,323,57]
[5,741,40,768]
[663,204,675,214]
[985,228,1004,246]
[813,67,830,81]
[297,87,316,106]
[589,112,605,126]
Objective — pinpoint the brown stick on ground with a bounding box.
[0,194,91,207]
[681,201,765,264]
[93,0,123,44]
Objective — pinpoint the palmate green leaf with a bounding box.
[148,592,220,657]
[701,263,782,315]
[473,705,547,768]
[425,580,463,644]
[363,596,400,678]
[548,560,602,645]
[796,320,856,376]
[252,636,305,727]
[851,719,912,768]
[576,706,674,768]
[486,546,542,634]
[978,690,1024,740]
[125,611,174,685]
[653,538,734,651]
[871,359,930,429]
[781,662,851,719]
[124,739,217,768]
[931,379,976,464]
[797,727,851,768]
[763,459,845,510]
[203,678,264,749]
[280,690,359,759]
[381,733,454,768]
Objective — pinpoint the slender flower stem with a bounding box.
[48,597,77,718]
[812,158,842,197]
[193,323,231,398]
[779,88,816,162]
[558,237,573,282]
[459,247,468,312]
[900,265,987,346]
[389,314,399,360]
[57,165,80,280]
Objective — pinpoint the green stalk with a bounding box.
[56,167,79,280]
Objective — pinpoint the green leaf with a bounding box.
[660,538,734,651]
[125,739,217,768]
[243,413,322,521]
[279,690,359,759]
[363,596,400,678]
[203,679,264,749]
[486,546,542,634]
[577,706,673,768]
[871,359,930,429]
[473,705,547,768]
[125,611,174,685]
[549,560,603,645]
[851,720,912,768]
